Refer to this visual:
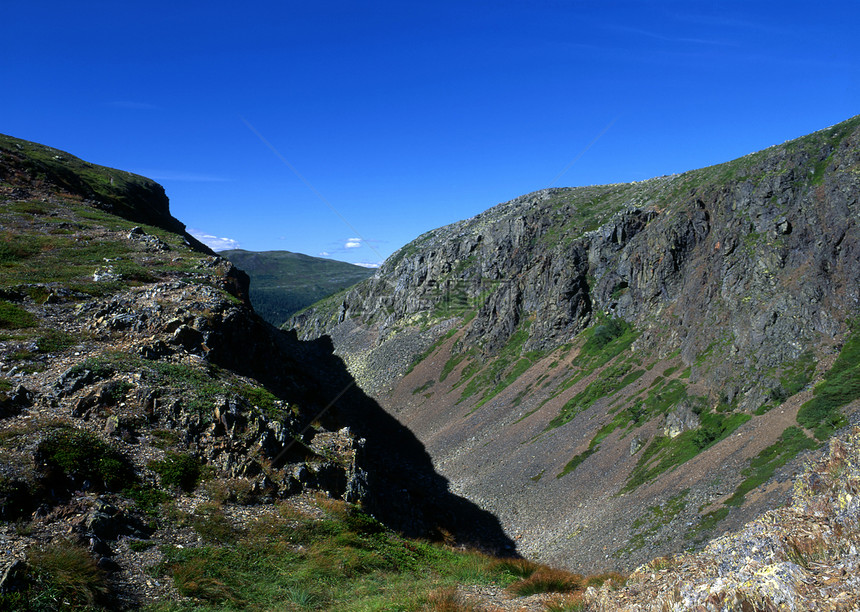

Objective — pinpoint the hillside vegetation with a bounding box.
[220,249,372,327]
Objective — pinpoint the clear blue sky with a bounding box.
[4,1,858,266]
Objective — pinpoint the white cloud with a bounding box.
[354,262,381,268]
[345,240,362,248]
[188,229,240,251]
[319,251,331,257]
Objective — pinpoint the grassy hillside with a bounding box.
[221,250,373,327]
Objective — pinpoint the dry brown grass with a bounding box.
[507,567,584,596]
[28,539,109,607]
[422,587,480,611]
[489,556,543,578]
[544,592,586,611]
[584,570,627,588]
[170,556,244,606]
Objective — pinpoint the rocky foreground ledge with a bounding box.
[585,426,860,611]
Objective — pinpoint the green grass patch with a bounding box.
[236,384,285,419]
[778,351,816,398]
[687,507,730,541]
[622,410,751,492]
[724,426,818,507]
[578,318,638,365]
[1,539,110,609]
[0,301,38,329]
[439,352,468,382]
[534,318,641,420]
[754,403,776,416]
[614,490,689,557]
[128,540,156,552]
[412,379,436,395]
[34,329,79,353]
[547,363,644,430]
[557,448,596,478]
[152,500,522,611]
[460,320,542,409]
[404,334,450,376]
[797,327,860,440]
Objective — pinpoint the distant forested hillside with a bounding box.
[221,249,373,326]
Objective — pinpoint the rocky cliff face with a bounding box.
[292,115,860,570]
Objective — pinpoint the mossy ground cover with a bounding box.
[73,353,290,421]
[454,321,552,413]
[622,409,751,493]
[778,352,816,398]
[0,197,212,298]
[688,426,818,541]
[613,489,689,558]
[797,324,860,440]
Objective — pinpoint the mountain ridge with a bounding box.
[291,114,860,570]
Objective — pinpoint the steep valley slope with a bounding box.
[291,115,860,571]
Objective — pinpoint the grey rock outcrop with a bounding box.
[293,117,860,407]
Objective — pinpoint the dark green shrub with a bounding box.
[583,319,631,354]
[0,301,38,329]
[124,483,170,515]
[0,477,34,521]
[37,428,133,490]
[66,357,115,379]
[149,452,201,491]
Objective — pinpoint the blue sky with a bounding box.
[4,1,858,266]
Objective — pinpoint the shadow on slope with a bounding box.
[204,309,517,555]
